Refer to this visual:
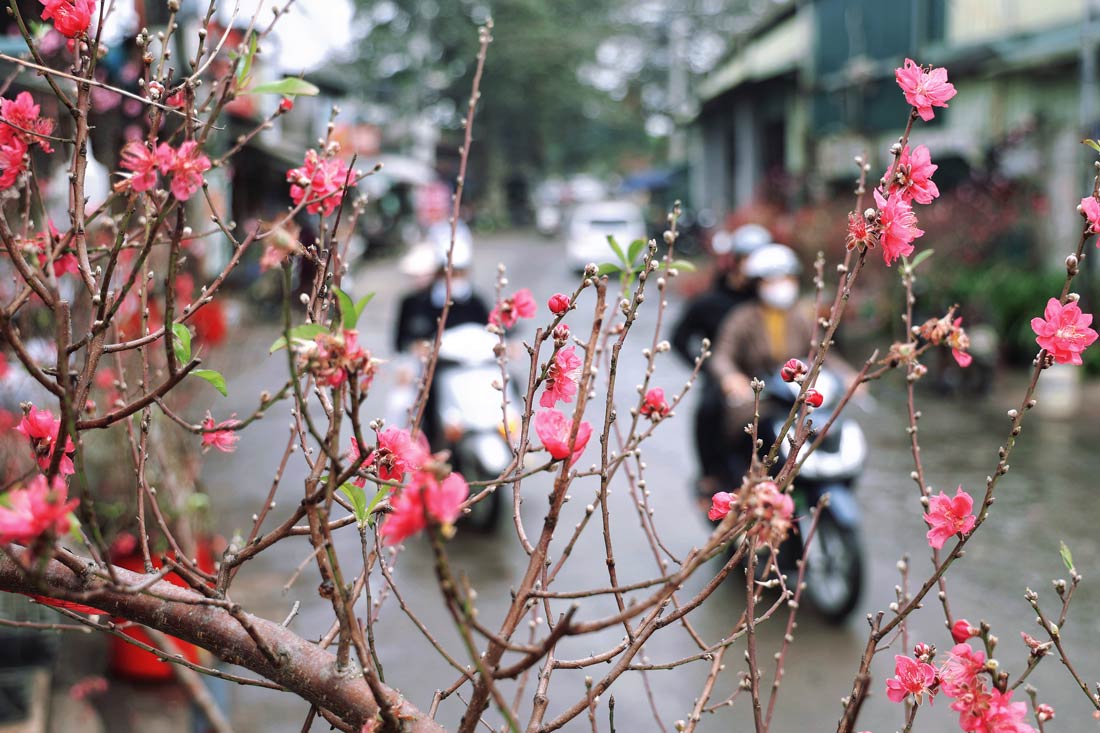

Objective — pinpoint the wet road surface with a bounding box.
[203,230,1100,732]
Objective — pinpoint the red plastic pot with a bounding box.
[108,538,216,681]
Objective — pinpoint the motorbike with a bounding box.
[431,324,522,531]
[732,368,868,624]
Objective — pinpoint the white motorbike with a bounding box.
[432,324,521,531]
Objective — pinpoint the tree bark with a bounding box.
[0,550,444,732]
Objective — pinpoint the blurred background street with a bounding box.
[192,230,1099,732]
[4,0,1100,730]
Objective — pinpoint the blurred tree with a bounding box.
[348,0,758,210]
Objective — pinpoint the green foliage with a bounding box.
[172,323,192,363]
[192,369,228,396]
[1060,541,1075,572]
[270,324,329,353]
[246,78,320,97]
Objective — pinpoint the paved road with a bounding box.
[203,230,1100,732]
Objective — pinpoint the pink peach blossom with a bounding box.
[894,59,957,121]
[0,474,79,545]
[886,654,937,704]
[639,387,669,419]
[200,412,239,453]
[889,145,939,205]
[923,486,976,549]
[1,91,55,153]
[1081,196,1100,235]
[164,141,211,201]
[356,427,430,485]
[939,642,985,698]
[1031,298,1098,366]
[38,0,94,38]
[534,409,592,466]
[287,149,350,216]
[874,189,924,266]
[539,346,582,408]
[379,470,469,545]
[16,405,75,475]
[118,141,159,193]
[548,292,570,314]
[708,492,733,521]
[490,288,537,329]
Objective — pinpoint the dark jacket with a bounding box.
[670,278,754,373]
[394,285,490,353]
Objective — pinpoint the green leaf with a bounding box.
[606,235,627,267]
[1083,139,1100,154]
[1060,541,1075,572]
[908,249,935,272]
[668,259,697,273]
[192,369,228,396]
[364,486,389,528]
[270,324,328,353]
[627,238,646,265]
[334,287,357,330]
[246,78,320,97]
[355,293,375,323]
[237,32,258,86]
[338,482,369,527]
[172,323,192,364]
[596,262,622,277]
[67,512,82,543]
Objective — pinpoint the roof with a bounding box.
[696,5,808,104]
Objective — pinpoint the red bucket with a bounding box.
[108,537,216,681]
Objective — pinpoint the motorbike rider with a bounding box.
[393,220,490,354]
[390,221,491,439]
[671,223,772,496]
[708,243,817,486]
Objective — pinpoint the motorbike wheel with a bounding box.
[461,480,504,533]
[803,508,863,624]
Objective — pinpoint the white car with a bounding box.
[564,200,648,272]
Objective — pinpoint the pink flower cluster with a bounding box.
[38,0,94,39]
[918,312,973,368]
[0,474,79,546]
[1031,298,1098,366]
[489,288,537,329]
[345,427,468,545]
[298,329,374,390]
[886,643,1039,732]
[349,427,430,487]
[0,92,56,190]
[287,149,351,216]
[379,469,469,545]
[117,140,211,201]
[707,480,794,546]
[539,346,582,408]
[16,405,75,475]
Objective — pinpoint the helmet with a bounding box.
[743,244,801,280]
[399,243,437,278]
[725,223,772,256]
[428,221,473,269]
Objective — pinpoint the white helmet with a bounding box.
[743,244,801,280]
[729,224,772,255]
[428,221,473,270]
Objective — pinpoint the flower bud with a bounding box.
[279,97,294,113]
[805,389,824,408]
[548,292,570,315]
[781,358,807,382]
[951,618,976,644]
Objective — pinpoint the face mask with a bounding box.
[431,277,472,308]
[759,280,798,310]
